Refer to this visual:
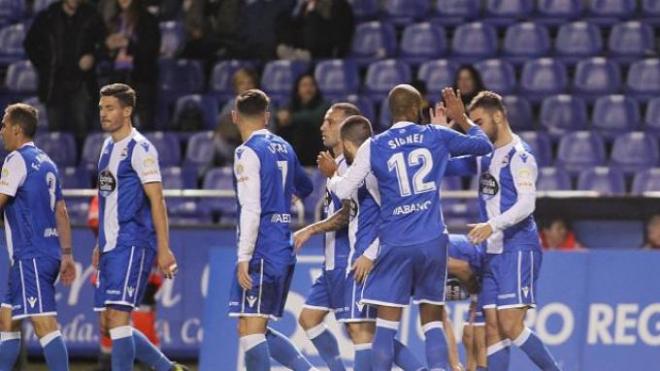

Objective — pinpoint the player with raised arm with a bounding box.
[93,83,186,371]
[327,84,492,370]
[295,115,426,371]
[442,90,560,371]
[227,89,315,371]
[0,103,76,371]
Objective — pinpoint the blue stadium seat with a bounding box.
[417,59,457,100]
[503,23,551,63]
[577,167,626,194]
[556,131,606,173]
[0,23,25,66]
[183,131,215,181]
[80,133,108,172]
[484,0,534,25]
[378,97,392,130]
[330,94,376,125]
[33,0,56,12]
[5,60,37,94]
[625,59,660,102]
[591,95,640,139]
[60,167,91,189]
[573,58,622,99]
[66,200,90,226]
[159,21,184,58]
[587,0,636,24]
[474,59,516,95]
[157,59,204,127]
[519,58,568,101]
[209,60,256,101]
[172,94,219,130]
[161,166,185,189]
[399,23,447,66]
[536,0,584,24]
[642,0,660,25]
[537,167,572,191]
[0,0,25,27]
[451,22,498,62]
[21,96,48,130]
[261,60,310,101]
[314,59,360,99]
[382,0,430,25]
[608,21,655,63]
[644,97,660,136]
[168,200,214,225]
[363,59,411,101]
[203,167,237,220]
[519,131,553,166]
[34,132,76,167]
[540,95,588,137]
[610,132,659,173]
[432,0,481,25]
[144,132,181,167]
[348,0,380,20]
[350,21,397,66]
[503,96,534,131]
[631,168,660,194]
[555,22,604,64]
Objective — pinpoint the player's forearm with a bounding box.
[303,200,351,235]
[237,209,260,262]
[488,194,536,232]
[149,193,170,251]
[55,201,73,254]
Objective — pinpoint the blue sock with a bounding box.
[110,326,136,371]
[513,328,560,371]
[372,319,398,371]
[354,343,371,371]
[133,329,172,371]
[487,340,511,371]
[0,331,22,371]
[423,321,449,370]
[40,330,69,371]
[393,339,425,371]
[241,334,270,371]
[266,327,314,371]
[306,324,345,371]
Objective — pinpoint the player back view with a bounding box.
[328,85,493,370]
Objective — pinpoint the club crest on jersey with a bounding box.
[479,172,499,199]
[98,170,117,197]
[120,146,129,159]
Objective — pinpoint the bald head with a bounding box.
[388,84,422,123]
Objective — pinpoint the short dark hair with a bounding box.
[235,89,270,116]
[467,91,506,114]
[388,84,422,120]
[4,103,38,138]
[100,83,136,108]
[340,115,373,146]
[330,102,361,118]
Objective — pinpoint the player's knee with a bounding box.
[30,316,58,338]
[106,308,132,329]
[298,310,317,330]
[462,325,474,345]
[499,318,523,340]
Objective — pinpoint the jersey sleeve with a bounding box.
[487,151,538,232]
[437,125,493,157]
[0,153,27,197]
[234,146,262,263]
[445,156,478,177]
[292,154,313,199]
[328,138,372,200]
[365,172,381,206]
[131,141,162,184]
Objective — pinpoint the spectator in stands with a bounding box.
[540,217,585,250]
[24,0,105,145]
[180,0,240,60]
[278,0,354,60]
[102,0,161,130]
[276,73,330,166]
[229,0,296,59]
[643,215,660,250]
[453,65,486,107]
[215,68,259,163]
[411,79,431,123]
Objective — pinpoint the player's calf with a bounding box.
[498,308,561,371]
[0,308,21,371]
[299,308,345,371]
[31,316,68,371]
[485,308,510,371]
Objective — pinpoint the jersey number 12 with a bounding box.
[387,148,436,197]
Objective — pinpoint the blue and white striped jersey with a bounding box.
[346,172,380,268]
[329,122,492,247]
[97,128,161,253]
[234,129,313,266]
[322,155,350,271]
[0,142,63,262]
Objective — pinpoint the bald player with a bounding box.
[326,85,492,370]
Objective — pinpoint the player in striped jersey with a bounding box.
[443,91,560,371]
[0,103,75,371]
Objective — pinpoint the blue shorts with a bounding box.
[362,235,449,307]
[1,257,59,320]
[228,258,295,320]
[94,246,156,312]
[463,294,486,326]
[481,249,542,310]
[304,268,349,320]
[339,269,376,323]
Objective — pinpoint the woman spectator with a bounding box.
[276,73,330,166]
[453,65,486,107]
[643,215,660,249]
[103,0,160,129]
[540,217,585,250]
